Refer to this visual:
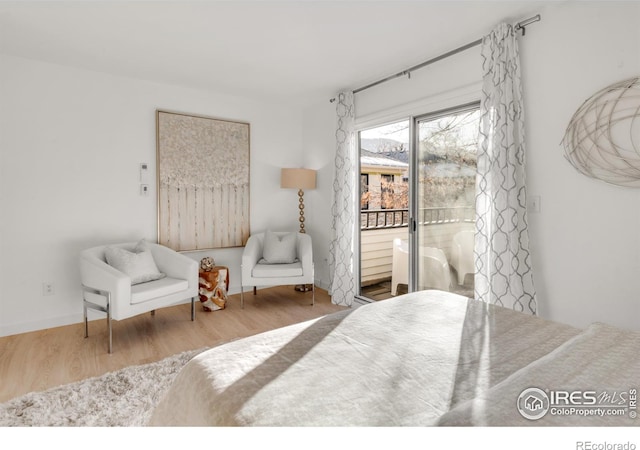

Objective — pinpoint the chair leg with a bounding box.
[106,300,112,354]
[240,288,245,309]
[253,286,257,295]
[151,310,156,316]
[191,297,196,321]
[81,285,113,353]
[311,267,315,306]
[83,298,88,338]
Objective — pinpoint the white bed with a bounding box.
[149,290,639,426]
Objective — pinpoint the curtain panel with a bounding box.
[475,23,537,314]
[328,91,356,307]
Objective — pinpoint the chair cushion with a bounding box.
[105,239,165,285]
[130,277,189,304]
[253,261,303,278]
[262,230,297,264]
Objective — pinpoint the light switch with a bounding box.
[140,184,149,196]
[140,163,149,182]
[530,195,541,213]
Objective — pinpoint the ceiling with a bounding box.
[0,1,550,107]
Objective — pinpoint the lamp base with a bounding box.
[298,189,306,234]
[294,284,313,292]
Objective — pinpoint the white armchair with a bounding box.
[450,230,475,285]
[391,238,409,296]
[391,238,452,295]
[80,240,199,353]
[419,246,452,292]
[240,231,314,308]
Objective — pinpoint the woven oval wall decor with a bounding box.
[562,76,640,187]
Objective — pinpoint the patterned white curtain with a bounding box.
[475,23,537,314]
[328,91,356,306]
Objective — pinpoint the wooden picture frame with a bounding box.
[156,110,250,251]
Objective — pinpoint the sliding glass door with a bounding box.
[414,104,479,298]
[358,120,410,300]
[356,103,479,302]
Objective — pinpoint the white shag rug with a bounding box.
[0,348,205,427]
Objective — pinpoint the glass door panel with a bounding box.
[358,120,410,301]
[415,105,479,297]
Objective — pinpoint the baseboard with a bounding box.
[229,281,329,294]
[0,297,199,338]
[0,313,81,338]
[314,278,330,291]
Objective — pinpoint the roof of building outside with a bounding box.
[360,149,409,169]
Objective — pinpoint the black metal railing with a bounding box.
[360,209,409,229]
[360,206,474,230]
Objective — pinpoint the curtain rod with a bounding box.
[329,14,541,103]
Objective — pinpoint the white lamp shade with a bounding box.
[280,168,317,190]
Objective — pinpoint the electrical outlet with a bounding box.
[42,282,54,296]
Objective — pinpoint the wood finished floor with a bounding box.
[0,286,347,403]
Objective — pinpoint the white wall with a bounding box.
[3,2,639,337]
[301,101,336,290]
[0,55,303,336]
[302,1,640,331]
[523,2,640,331]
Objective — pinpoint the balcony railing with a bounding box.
[360,206,474,230]
[360,209,408,229]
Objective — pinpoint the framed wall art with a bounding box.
[156,110,250,251]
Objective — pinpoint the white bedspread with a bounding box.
[437,322,640,426]
[149,290,585,426]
